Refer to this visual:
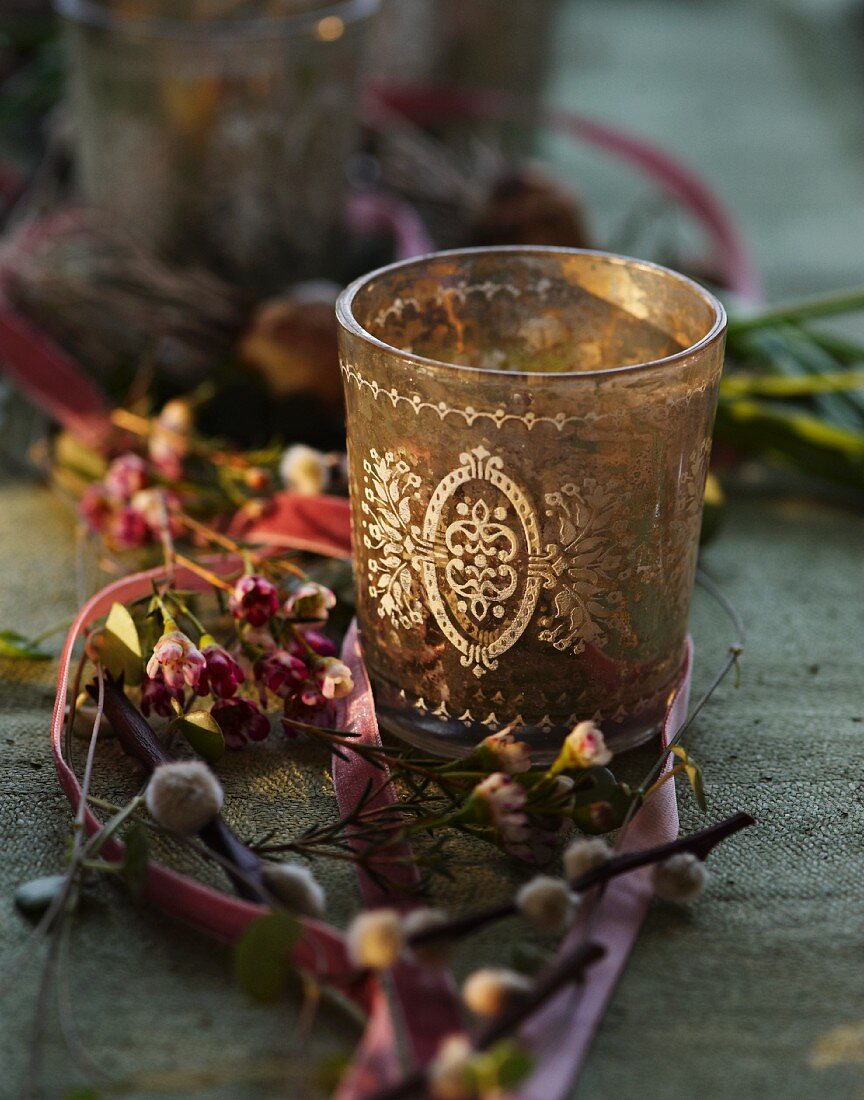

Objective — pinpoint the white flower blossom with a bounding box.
[145,760,223,834]
[477,726,531,774]
[314,656,354,700]
[561,720,612,769]
[470,772,532,857]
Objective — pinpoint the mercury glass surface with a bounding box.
[337,247,726,758]
[56,0,378,291]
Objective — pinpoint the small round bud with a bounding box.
[563,836,613,881]
[263,862,326,918]
[428,1035,474,1100]
[403,908,453,969]
[461,967,531,1019]
[516,875,577,931]
[346,908,404,970]
[145,760,223,834]
[279,443,330,496]
[652,852,708,902]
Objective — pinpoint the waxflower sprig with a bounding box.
[283,717,637,866]
[103,557,353,758]
[62,395,345,557]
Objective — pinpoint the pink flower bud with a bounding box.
[313,656,354,700]
[198,644,245,699]
[284,581,336,626]
[140,671,184,718]
[79,483,113,534]
[298,630,337,658]
[255,649,308,699]
[108,505,150,550]
[211,697,271,749]
[476,727,531,774]
[104,453,148,499]
[146,630,206,691]
[229,574,281,627]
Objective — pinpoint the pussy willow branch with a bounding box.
[369,568,751,1100]
[91,676,275,906]
[406,812,754,949]
[366,941,607,1100]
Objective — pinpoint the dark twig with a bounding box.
[90,676,274,906]
[365,942,606,1100]
[407,812,755,950]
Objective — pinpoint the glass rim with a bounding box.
[53,0,380,39]
[336,245,728,381]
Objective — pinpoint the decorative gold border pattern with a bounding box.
[340,361,601,432]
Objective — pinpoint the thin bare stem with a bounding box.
[407,813,755,950]
[173,552,234,592]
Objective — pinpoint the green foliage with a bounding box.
[569,769,640,834]
[0,629,51,660]
[121,823,150,898]
[470,1040,533,1091]
[233,912,300,1004]
[670,745,707,811]
[173,710,225,763]
[101,602,143,685]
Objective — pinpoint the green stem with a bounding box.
[30,619,73,645]
[729,285,864,334]
[721,369,864,398]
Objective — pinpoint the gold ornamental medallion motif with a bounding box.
[414,447,547,678]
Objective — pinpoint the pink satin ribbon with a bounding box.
[50,550,353,983]
[515,640,690,1100]
[331,624,464,1099]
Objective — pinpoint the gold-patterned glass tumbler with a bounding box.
[336,247,726,759]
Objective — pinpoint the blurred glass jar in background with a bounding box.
[56,0,379,293]
[367,0,559,152]
[369,0,557,102]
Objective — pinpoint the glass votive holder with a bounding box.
[337,247,726,759]
[56,0,379,292]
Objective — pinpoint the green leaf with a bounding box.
[472,1041,533,1090]
[671,745,708,811]
[15,873,66,916]
[233,912,300,1003]
[174,710,225,763]
[101,602,143,686]
[121,823,149,898]
[0,629,52,660]
[569,772,640,834]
